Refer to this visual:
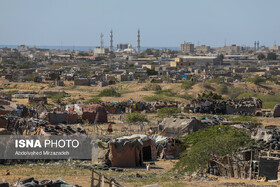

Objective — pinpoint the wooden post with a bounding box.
[98,175,102,187]
[91,169,94,187]
[249,150,253,180]
[102,175,104,187]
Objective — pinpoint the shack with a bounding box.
[159,117,205,137]
[109,134,157,167]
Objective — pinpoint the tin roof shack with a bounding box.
[29,95,47,104]
[209,147,280,181]
[81,104,108,123]
[109,134,157,167]
[159,117,205,137]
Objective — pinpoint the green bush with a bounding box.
[247,76,265,85]
[143,95,174,102]
[142,84,162,91]
[217,84,228,94]
[50,93,65,104]
[178,94,193,100]
[202,82,213,89]
[155,89,176,97]
[157,107,181,118]
[223,114,259,123]
[86,97,101,104]
[126,112,149,123]
[198,91,223,100]
[228,87,245,98]
[26,74,39,82]
[98,88,121,97]
[174,125,253,173]
[181,80,196,90]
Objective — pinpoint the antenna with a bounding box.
[110,29,113,52]
[224,39,227,47]
[100,33,104,49]
[137,29,140,53]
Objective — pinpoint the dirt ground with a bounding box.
[0,160,279,187]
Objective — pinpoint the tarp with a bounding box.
[160,117,205,137]
[259,159,279,180]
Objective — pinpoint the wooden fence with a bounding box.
[77,165,124,187]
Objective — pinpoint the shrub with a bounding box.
[202,82,213,89]
[26,74,39,82]
[181,80,196,90]
[267,52,277,60]
[50,93,65,104]
[247,76,265,85]
[143,95,174,102]
[217,84,228,94]
[178,94,193,100]
[142,84,162,91]
[174,125,253,173]
[198,92,223,100]
[157,107,181,118]
[126,112,149,123]
[86,97,101,104]
[155,89,176,97]
[228,87,245,98]
[98,88,121,97]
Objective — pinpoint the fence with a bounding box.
[77,165,124,187]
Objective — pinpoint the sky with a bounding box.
[0,0,279,48]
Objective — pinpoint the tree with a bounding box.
[157,107,181,118]
[109,52,116,59]
[98,88,121,97]
[267,52,277,60]
[257,53,265,60]
[247,76,265,85]
[126,112,148,123]
[217,54,224,61]
[174,125,253,173]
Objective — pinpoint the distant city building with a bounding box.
[94,47,108,56]
[170,57,195,67]
[269,44,280,52]
[196,45,211,54]
[216,44,240,55]
[117,43,129,51]
[180,42,195,54]
[170,56,222,67]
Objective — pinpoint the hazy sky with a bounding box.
[0,0,279,47]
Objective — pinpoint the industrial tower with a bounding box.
[137,29,140,53]
[100,33,104,49]
[110,29,113,52]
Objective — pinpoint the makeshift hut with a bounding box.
[81,104,108,123]
[109,134,156,167]
[159,117,205,137]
